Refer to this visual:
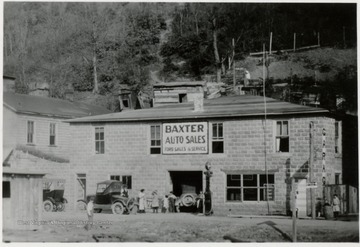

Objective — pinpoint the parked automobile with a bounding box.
[78,180,138,215]
[43,179,68,212]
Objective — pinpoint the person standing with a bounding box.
[168,191,177,213]
[332,194,340,219]
[151,190,159,213]
[163,195,169,213]
[138,189,146,213]
[85,197,94,230]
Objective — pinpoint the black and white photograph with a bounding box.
[2,1,358,243]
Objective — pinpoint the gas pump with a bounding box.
[204,162,213,216]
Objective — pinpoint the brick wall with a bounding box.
[68,115,341,216]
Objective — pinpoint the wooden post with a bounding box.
[233,38,236,91]
[309,122,316,219]
[317,32,320,46]
[293,33,296,52]
[292,178,297,242]
[269,32,273,55]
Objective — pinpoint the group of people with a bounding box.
[138,189,178,213]
[138,189,204,214]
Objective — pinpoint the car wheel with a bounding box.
[181,194,196,207]
[130,204,138,215]
[43,200,53,212]
[56,202,65,212]
[112,202,125,215]
[77,200,87,211]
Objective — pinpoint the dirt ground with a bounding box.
[3,210,359,243]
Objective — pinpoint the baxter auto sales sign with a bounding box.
[163,122,208,154]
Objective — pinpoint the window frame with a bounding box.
[49,122,56,146]
[110,175,121,181]
[95,126,105,154]
[226,173,275,202]
[122,175,132,189]
[27,120,35,144]
[211,122,224,154]
[335,121,342,154]
[150,124,162,154]
[275,120,290,153]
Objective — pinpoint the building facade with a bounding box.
[67,95,342,216]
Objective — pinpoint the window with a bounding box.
[110,175,120,181]
[95,127,105,154]
[3,181,10,198]
[122,175,132,189]
[110,175,132,189]
[27,121,34,144]
[335,121,342,154]
[122,99,129,108]
[150,125,161,154]
[276,121,289,152]
[50,123,56,145]
[226,174,274,202]
[212,123,224,153]
[335,173,341,185]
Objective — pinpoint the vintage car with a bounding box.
[43,179,68,212]
[79,180,138,215]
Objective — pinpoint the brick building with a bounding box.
[67,95,342,216]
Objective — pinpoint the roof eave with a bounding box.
[67,110,329,124]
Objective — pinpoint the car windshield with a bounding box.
[96,183,107,193]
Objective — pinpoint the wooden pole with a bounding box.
[269,32,273,55]
[309,121,316,219]
[293,33,296,52]
[233,38,236,91]
[292,178,297,242]
[317,32,320,46]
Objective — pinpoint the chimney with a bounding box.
[193,93,204,112]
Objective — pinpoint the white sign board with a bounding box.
[163,122,208,154]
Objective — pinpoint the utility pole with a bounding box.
[291,178,297,242]
[309,122,316,219]
[269,32,273,55]
[233,38,236,91]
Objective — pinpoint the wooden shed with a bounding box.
[3,168,46,230]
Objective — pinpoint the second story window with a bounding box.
[276,121,289,152]
[335,121,342,154]
[150,125,161,154]
[49,123,56,146]
[27,121,34,144]
[95,127,105,154]
[212,123,224,153]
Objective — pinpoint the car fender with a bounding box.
[45,197,56,205]
[62,198,68,203]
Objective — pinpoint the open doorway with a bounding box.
[169,171,203,212]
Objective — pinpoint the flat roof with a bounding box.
[153,81,206,88]
[4,92,112,119]
[67,95,329,123]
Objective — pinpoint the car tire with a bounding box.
[56,202,65,212]
[112,202,124,215]
[43,200,53,212]
[181,193,196,207]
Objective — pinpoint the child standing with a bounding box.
[84,197,94,230]
[151,190,159,213]
[163,195,169,213]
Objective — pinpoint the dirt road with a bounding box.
[3,211,359,242]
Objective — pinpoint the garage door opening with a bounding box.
[169,171,203,212]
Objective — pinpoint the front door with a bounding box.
[296,178,307,218]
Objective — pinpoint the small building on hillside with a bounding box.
[153,81,205,107]
[3,167,46,230]
[67,95,343,216]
